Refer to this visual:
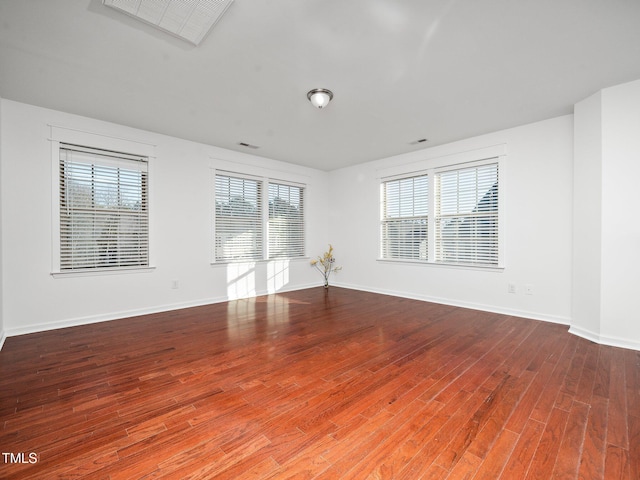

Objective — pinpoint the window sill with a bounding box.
[210,257,310,266]
[51,266,156,278]
[376,258,504,272]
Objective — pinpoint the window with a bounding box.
[214,174,263,261]
[381,175,429,260]
[214,173,305,262]
[380,160,500,267]
[59,144,149,271]
[268,183,304,258]
[435,163,499,266]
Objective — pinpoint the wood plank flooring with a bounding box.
[1,287,638,479]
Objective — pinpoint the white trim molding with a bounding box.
[569,325,640,351]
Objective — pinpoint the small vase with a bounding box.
[324,279,329,289]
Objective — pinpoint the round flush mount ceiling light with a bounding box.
[307,88,334,109]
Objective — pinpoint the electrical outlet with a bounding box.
[171,280,179,289]
[508,283,517,294]
[525,284,534,295]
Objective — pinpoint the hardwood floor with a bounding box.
[1,287,638,479]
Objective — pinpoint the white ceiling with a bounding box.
[1,0,640,171]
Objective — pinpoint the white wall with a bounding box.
[572,91,603,338]
[328,115,574,324]
[0,99,329,336]
[571,79,640,350]
[600,79,640,347]
[0,97,5,349]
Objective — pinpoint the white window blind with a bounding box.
[268,183,305,258]
[214,174,263,261]
[381,175,429,260]
[435,163,499,266]
[59,144,149,271]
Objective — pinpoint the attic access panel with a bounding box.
[103,0,234,45]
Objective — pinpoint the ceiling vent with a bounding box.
[103,0,234,45]
[238,142,259,149]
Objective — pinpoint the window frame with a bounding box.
[213,172,265,262]
[434,161,500,267]
[268,181,305,259]
[379,152,504,270]
[380,174,430,261]
[212,169,307,264]
[50,126,156,277]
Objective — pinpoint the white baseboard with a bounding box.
[569,325,640,351]
[333,281,572,326]
[567,325,601,344]
[5,282,638,352]
[334,282,640,351]
[3,282,319,340]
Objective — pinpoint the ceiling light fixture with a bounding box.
[307,88,333,109]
